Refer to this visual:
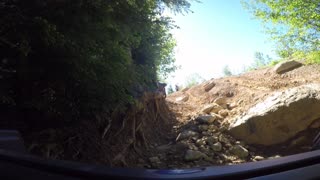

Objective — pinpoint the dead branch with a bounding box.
[101,117,112,139]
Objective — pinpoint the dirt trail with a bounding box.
[138,64,320,169]
[23,64,320,169]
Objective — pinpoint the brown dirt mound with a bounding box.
[167,64,320,125]
[16,64,320,169]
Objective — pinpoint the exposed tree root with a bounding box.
[113,117,128,137]
[112,139,134,166]
[109,92,171,165]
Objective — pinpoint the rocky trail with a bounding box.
[22,61,320,169]
[136,61,320,169]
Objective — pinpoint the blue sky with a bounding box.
[166,0,276,86]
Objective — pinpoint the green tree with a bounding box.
[253,51,272,68]
[222,65,233,76]
[0,0,193,124]
[242,0,320,63]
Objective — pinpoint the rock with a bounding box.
[191,136,198,141]
[196,139,206,146]
[274,60,303,74]
[208,124,218,131]
[149,157,160,163]
[196,115,216,124]
[219,134,230,144]
[206,136,219,145]
[253,156,265,161]
[218,109,229,117]
[214,97,227,106]
[229,84,320,145]
[201,131,210,136]
[227,102,238,109]
[203,155,214,162]
[268,155,281,159]
[218,126,228,133]
[211,142,222,152]
[230,109,237,115]
[176,130,199,141]
[198,125,209,131]
[201,103,223,114]
[188,143,199,151]
[213,97,228,109]
[219,153,237,162]
[176,95,189,102]
[235,141,246,146]
[225,143,232,148]
[199,146,210,155]
[184,150,205,161]
[203,81,216,92]
[211,113,224,120]
[230,145,249,158]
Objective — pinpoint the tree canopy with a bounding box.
[243,0,320,63]
[0,0,193,124]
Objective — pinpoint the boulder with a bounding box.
[203,81,216,92]
[198,124,209,131]
[195,139,206,146]
[175,95,189,102]
[201,103,223,114]
[196,115,216,124]
[274,60,303,74]
[176,130,199,141]
[218,109,229,117]
[184,150,206,161]
[206,135,219,145]
[211,142,222,152]
[253,156,264,161]
[230,145,249,158]
[229,84,320,145]
[208,124,218,131]
[218,134,230,144]
[214,97,228,108]
[227,102,238,109]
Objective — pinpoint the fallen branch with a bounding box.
[101,117,112,139]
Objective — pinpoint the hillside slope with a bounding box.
[139,64,320,169]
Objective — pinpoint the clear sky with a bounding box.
[166,0,276,86]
